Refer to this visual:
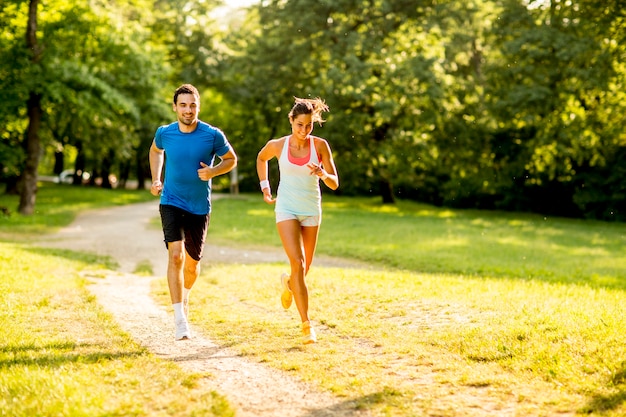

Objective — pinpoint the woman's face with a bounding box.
[290,113,313,140]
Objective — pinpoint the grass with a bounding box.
[0,182,154,238]
[2,184,626,416]
[150,193,626,416]
[208,195,625,289]
[0,183,233,416]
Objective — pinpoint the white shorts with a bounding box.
[276,212,321,226]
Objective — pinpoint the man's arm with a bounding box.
[149,140,164,195]
[198,146,237,181]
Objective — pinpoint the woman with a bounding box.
[256,97,339,344]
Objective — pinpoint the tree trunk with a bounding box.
[380,178,395,204]
[73,142,86,185]
[53,150,64,175]
[135,140,148,190]
[4,177,20,195]
[18,0,42,215]
[118,160,130,189]
[100,149,114,189]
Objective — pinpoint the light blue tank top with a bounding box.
[275,136,322,216]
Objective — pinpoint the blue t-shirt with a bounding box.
[154,121,231,215]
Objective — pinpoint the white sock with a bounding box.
[173,302,185,321]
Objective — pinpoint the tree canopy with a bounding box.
[1,0,624,220]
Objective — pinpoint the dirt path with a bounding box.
[36,199,371,417]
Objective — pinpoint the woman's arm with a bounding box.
[312,138,339,190]
[256,138,283,203]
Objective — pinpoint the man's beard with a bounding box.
[179,116,195,125]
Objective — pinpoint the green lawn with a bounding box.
[0,184,232,417]
[1,184,625,416]
[208,195,625,289]
[164,194,626,416]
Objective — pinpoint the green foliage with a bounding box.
[218,1,447,199]
[213,0,626,219]
[483,0,626,218]
[0,0,173,190]
[1,0,625,220]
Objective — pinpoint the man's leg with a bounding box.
[182,252,200,319]
[166,240,190,340]
[166,240,185,304]
[183,252,200,290]
[180,211,208,320]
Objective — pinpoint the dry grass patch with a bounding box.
[154,262,626,416]
[0,243,233,417]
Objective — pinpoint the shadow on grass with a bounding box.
[0,341,145,369]
[581,391,626,414]
[21,246,119,270]
[581,365,626,414]
[300,388,404,416]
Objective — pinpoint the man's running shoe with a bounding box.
[280,273,293,310]
[175,319,191,340]
[302,321,317,344]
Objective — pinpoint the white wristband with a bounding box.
[320,173,328,181]
[260,180,270,191]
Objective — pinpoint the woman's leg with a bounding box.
[301,225,320,275]
[276,219,309,322]
[300,225,320,344]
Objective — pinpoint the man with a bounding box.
[149,84,237,340]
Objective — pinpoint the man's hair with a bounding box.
[173,84,200,105]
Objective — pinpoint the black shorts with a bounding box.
[159,204,210,261]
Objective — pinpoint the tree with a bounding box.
[2,0,171,206]
[3,0,624,219]
[41,0,170,189]
[484,0,626,217]
[18,0,42,215]
[219,0,441,202]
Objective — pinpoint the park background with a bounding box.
[1,0,625,220]
[2,1,626,416]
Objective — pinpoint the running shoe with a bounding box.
[280,273,293,309]
[302,321,317,344]
[175,319,191,340]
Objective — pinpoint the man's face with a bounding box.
[173,93,199,126]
